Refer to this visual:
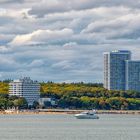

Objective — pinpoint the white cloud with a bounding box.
[0,0,140,82]
[10,28,74,46]
[0,0,23,4]
[29,59,44,67]
[51,60,75,70]
[28,0,140,17]
[63,42,78,48]
[10,32,34,46]
[0,45,11,53]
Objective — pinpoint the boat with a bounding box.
[74,110,99,119]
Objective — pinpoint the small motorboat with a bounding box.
[74,110,99,119]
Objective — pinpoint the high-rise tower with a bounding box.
[104,50,131,90]
[125,60,140,91]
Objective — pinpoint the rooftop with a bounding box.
[11,77,38,83]
[104,50,131,54]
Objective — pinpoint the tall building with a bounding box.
[104,50,131,90]
[9,77,40,106]
[125,60,140,91]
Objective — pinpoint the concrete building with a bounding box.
[125,60,140,91]
[104,50,131,90]
[9,77,40,106]
[38,98,57,108]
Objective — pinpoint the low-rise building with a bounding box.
[38,98,57,108]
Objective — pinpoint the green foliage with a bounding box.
[0,94,27,109]
[13,97,27,108]
[0,81,139,110]
[0,82,9,94]
[40,82,140,110]
[0,98,8,109]
[40,82,140,98]
[58,97,140,110]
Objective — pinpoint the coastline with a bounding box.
[0,109,140,115]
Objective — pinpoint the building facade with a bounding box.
[104,50,131,90]
[38,98,57,108]
[9,77,40,106]
[125,60,140,91]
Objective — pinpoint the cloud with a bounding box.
[0,0,140,82]
[28,59,44,67]
[63,42,78,48]
[0,46,10,53]
[81,11,140,39]
[51,60,75,70]
[28,0,86,17]
[0,56,18,71]
[10,28,74,46]
[0,0,23,4]
[28,0,140,17]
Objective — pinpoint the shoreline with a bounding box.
[1,109,140,115]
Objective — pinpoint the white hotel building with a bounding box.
[9,77,40,106]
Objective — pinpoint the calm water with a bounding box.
[0,114,139,140]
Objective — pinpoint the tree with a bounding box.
[13,98,28,109]
[0,98,8,109]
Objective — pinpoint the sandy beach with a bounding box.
[0,109,140,115]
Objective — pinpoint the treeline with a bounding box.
[0,94,27,110]
[40,82,140,98]
[0,82,9,94]
[40,82,140,110]
[58,97,140,110]
[0,81,140,110]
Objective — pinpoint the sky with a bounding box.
[0,0,140,82]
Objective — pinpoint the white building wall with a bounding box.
[9,77,40,105]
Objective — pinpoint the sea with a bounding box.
[0,114,139,140]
